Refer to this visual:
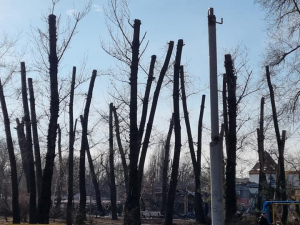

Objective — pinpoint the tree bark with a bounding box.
[257,97,267,210]
[86,136,104,215]
[137,41,174,192]
[28,78,43,200]
[224,54,237,223]
[16,118,30,193]
[38,14,59,224]
[78,70,97,224]
[138,55,156,146]
[160,114,173,216]
[123,19,141,225]
[180,66,205,223]
[67,66,76,225]
[21,62,37,223]
[0,78,20,223]
[195,95,206,223]
[109,103,118,220]
[55,124,63,210]
[164,39,183,225]
[112,106,129,195]
[265,66,287,223]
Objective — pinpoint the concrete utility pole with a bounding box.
[208,7,224,225]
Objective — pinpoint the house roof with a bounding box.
[249,151,277,173]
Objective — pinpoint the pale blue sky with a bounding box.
[0,0,268,172]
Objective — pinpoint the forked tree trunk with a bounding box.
[164,39,184,225]
[28,78,43,199]
[20,62,37,223]
[78,70,97,224]
[16,118,30,192]
[137,41,174,192]
[265,66,288,223]
[38,14,59,224]
[224,54,237,223]
[112,106,129,195]
[0,78,20,223]
[257,97,267,210]
[123,19,141,225]
[109,103,118,220]
[161,114,173,216]
[67,66,76,225]
[180,66,205,223]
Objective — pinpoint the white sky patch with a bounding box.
[66,9,77,16]
[93,4,103,13]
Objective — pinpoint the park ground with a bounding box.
[0,216,259,225]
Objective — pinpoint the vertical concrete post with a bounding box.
[208,7,224,225]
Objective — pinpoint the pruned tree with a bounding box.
[160,114,173,216]
[28,78,43,200]
[67,66,76,225]
[112,106,129,195]
[164,39,184,225]
[20,62,37,224]
[77,70,97,224]
[224,54,237,223]
[266,65,288,223]
[257,97,267,210]
[180,65,205,223]
[109,103,118,220]
[38,14,60,224]
[0,78,20,223]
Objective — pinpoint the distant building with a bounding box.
[248,151,300,200]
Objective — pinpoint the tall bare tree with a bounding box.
[109,103,118,220]
[224,54,237,223]
[28,78,43,199]
[38,14,60,224]
[180,65,205,223]
[257,97,267,210]
[0,78,20,223]
[67,67,76,225]
[77,70,97,223]
[20,62,37,223]
[165,39,184,225]
[266,65,288,223]
[123,19,141,225]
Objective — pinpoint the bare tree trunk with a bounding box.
[164,39,183,225]
[137,41,174,192]
[161,114,173,216]
[138,55,156,146]
[180,66,205,223]
[112,106,129,195]
[257,97,267,210]
[67,66,76,225]
[20,62,37,223]
[16,118,30,193]
[86,138,104,215]
[196,95,206,223]
[224,54,237,223]
[265,66,288,223]
[109,103,118,220]
[123,19,141,225]
[38,14,59,224]
[28,78,43,200]
[0,78,20,223]
[55,124,63,210]
[78,70,97,224]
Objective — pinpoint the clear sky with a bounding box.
[0,0,268,175]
